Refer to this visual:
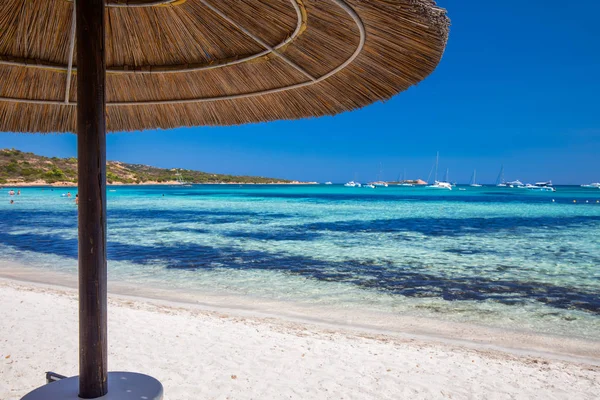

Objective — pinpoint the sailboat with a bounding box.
[496,165,507,187]
[371,163,388,187]
[426,152,452,190]
[469,169,482,187]
[444,168,456,187]
[398,169,414,187]
[175,172,193,187]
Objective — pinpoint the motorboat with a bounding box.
[506,180,524,188]
[371,181,388,187]
[526,186,556,192]
[581,183,600,188]
[524,183,556,192]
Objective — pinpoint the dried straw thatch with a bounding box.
[0,0,449,133]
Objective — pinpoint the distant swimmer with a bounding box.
[75,194,79,205]
[17,190,21,195]
[67,192,72,198]
[8,190,15,196]
[10,199,14,204]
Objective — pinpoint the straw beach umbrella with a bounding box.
[1,0,449,398]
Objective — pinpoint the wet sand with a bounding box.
[1,274,598,400]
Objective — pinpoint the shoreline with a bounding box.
[1,276,599,400]
[1,181,317,187]
[1,263,599,365]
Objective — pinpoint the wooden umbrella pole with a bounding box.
[76,0,108,398]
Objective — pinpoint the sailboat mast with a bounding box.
[434,152,439,182]
[496,165,505,185]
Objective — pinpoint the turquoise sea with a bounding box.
[1,184,599,340]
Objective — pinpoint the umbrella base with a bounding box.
[21,371,163,400]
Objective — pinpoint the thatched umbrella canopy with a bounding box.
[0,0,448,132]
[4,0,449,399]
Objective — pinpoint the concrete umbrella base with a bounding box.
[21,372,163,400]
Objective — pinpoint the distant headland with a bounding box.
[0,149,312,186]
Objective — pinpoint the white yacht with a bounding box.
[469,169,482,187]
[324,182,333,185]
[426,152,452,190]
[581,182,600,188]
[372,181,388,187]
[427,181,453,190]
[346,174,362,187]
[363,184,375,189]
[525,184,556,192]
[373,163,387,187]
[523,180,555,192]
[507,180,524,188]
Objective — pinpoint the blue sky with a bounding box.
[1,0,599,184]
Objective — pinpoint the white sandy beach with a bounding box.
[1,277,599,400]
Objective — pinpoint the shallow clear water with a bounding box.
[1,184,600,339]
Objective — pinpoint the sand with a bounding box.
[1,278,599,400]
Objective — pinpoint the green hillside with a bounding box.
[0,149,294,185]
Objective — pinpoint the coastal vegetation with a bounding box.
[0,149,292,185]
